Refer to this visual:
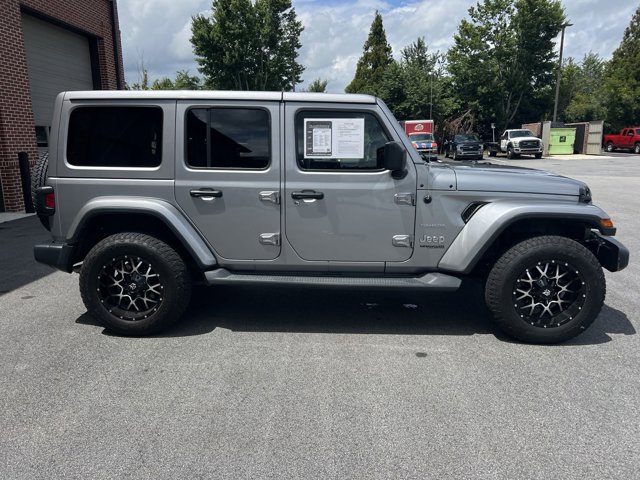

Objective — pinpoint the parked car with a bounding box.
[486,129,543,159]
[603,127,640,153]
[33,90,628,343]
[444,133,484,161]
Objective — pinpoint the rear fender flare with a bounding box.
[67,197,217,269]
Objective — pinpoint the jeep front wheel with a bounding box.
[485,235,605,343]
[79,233,191,336]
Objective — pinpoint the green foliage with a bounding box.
[602,4,640,131]
[345,11,393,95]
[151,71,203,90]
[191,0,304,91]
[304,78,328,92]
[377,38,457,128]
[447,0,566,130]
[557,53,607,122]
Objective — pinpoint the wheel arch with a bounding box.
[67,198,217,271]
[438,201,614,275]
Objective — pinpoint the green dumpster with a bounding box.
[549,127,576,155]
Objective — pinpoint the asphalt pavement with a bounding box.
[1,156,638,479]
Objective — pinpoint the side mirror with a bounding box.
[382,141,407,178]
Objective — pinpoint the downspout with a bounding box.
[109,0,124,89]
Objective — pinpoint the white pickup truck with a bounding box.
[487,129,543,159]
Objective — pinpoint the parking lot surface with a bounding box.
[1,155,638,479]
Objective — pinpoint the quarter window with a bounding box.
[67,107,162,167]
[295,111,389,170]
[186,108,270,169]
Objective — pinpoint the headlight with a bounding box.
[512,140,519,147]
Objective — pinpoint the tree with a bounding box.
[602,4,640,131]
[447,0,566,130]
[152,71,203,90]
[378,38,456,126]
[345,11,393,95]
[304,78,328,92]
[557,53,607,122]
[191,0,304,91]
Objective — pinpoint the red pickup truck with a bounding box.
[603,127,640,153]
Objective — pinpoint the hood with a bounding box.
[450,163,587,196]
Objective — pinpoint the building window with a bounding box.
[186,108,270,169]
[35,126,49,147]
[67,107,163,167]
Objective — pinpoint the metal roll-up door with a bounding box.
[21,13,94,128]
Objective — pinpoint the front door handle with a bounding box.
[291,190,324,200]
[190,188,223,199]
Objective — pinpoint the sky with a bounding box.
[117,0,637,92]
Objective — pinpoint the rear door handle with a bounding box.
[190,188,222,199]
[291,190,324,200]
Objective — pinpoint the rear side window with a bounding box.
[67,107,163,167]
[185,108,270,169]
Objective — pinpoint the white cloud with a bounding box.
[116,0,634,90]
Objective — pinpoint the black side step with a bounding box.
[204,269,461,291]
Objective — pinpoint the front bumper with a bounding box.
[455,150,484,158]
[513,146,543,154]
[34,242,76,273]
[591,232,629,272]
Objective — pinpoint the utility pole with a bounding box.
[552,22,573,123]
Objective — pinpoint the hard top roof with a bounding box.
[63,90,377,104]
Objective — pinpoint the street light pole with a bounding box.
[552,22,573,123]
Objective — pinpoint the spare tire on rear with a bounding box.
[31,152,50,230]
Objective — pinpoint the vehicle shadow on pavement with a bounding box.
[0,217,55,296]
[133,282,632,344]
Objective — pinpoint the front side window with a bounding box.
[295,111,389,170]
[186,108,270,169]
[67,107,162,167]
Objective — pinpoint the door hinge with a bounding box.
[259,191,280,205]
[259,233,280,246]
[392,235,413,248]
[394,193,415,206]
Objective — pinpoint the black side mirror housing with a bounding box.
[382,141,407,178]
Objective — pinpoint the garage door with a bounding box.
[21,13,94,127]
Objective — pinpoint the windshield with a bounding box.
[409,133,434,142]
[454,134,480,142]
[510,130,535,138]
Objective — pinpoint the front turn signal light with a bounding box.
[600,218,615,229]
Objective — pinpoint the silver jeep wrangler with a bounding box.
[33,91,629,343]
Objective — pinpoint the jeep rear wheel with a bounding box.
[485,235,605,344]
[79,233,191,336]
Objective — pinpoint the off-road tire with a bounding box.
[606,142,614,153]
[485,235,605,344]
[31,152,50,230]
[634,143,640,154]
[507,146,514,159]
[79,233,191,336]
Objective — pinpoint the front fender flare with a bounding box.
[438,200,612,274]
[67,197,217,269]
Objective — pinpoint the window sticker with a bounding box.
[304,118,365,158]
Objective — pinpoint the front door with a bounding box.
[283,103,416,262]
[175,101,281,261]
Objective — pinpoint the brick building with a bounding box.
[0,0,124,212]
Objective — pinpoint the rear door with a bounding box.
[175,101,281,261]
[283,102,416,262]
